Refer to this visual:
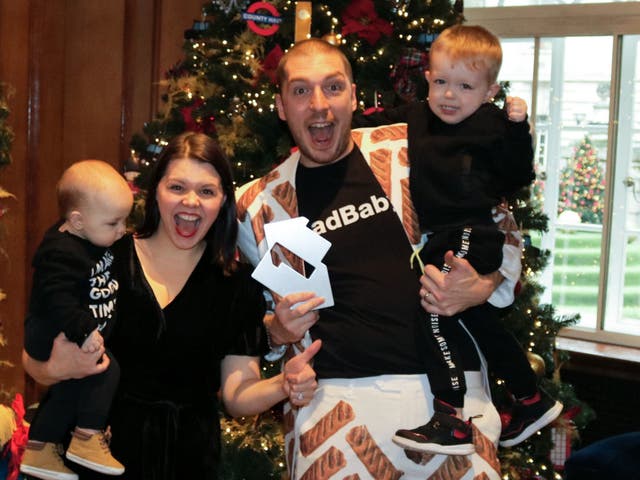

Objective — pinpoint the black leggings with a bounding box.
[420,225,537,407]
[29,349,120,441]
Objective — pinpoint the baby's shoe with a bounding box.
[392,399,476,455]
[66,427,124,475]
[20,440,78,480]
[499,389,563,447]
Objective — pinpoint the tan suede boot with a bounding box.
[20,440,78,480]
[65,428,124,476]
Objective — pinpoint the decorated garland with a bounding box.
[0,82,25,480]
[0,82,15,378]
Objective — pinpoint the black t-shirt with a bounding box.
[24,221,118,360]
[296,147,480,378]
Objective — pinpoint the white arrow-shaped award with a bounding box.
[251,217,334,308]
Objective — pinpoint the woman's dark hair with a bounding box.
[137,132,238,272]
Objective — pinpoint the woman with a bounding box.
[23,132,321,479]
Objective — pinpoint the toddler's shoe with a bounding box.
[392,399,476,455]
[66,427,125,476]
[20,440,78,480]
[499,389,563,447]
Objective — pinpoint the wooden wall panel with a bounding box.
[121,0,156,164]
[62,1,126,167]
[29,0,69,251]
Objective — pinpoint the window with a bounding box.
[466,3,640,347]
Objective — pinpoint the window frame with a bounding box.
[466,2,640,348]
[465,3,640,38]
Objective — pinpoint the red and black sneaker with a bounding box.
[499,389,563,447]
[392,399,476,455]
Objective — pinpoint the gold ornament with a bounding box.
[527,351,546,377]
[295,2,312,42]
[322,31,340,45]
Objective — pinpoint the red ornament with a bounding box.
[127,181,141,196]
[514,279,522,297]
[341,0,393,46]
[260,45,284,85]
[499,410,512,430]
[180,98,215,134]
[391,47,429,102]
[362,106,385,115]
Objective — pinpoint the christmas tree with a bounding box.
[128,0,463,187]
[129,1,593,478]
[557,135,606,225]
[496,188,595,479]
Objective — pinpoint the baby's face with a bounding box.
[426,50,498,125]
[78,186,133,247]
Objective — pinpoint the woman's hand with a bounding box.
[420,251,502,316]
[23,332,109,385]
[283,339,322,407]
[221,339,322,416]
[267,292,324,345]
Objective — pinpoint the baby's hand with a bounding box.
[81,329,103,353]
[505,96,528,122]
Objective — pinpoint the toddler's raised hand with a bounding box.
[505,96,528,123]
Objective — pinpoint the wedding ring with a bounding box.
[296,392,304,401]
[423,291,431,301]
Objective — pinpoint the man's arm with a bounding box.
[23,332,108,386]
[420,205,524,315]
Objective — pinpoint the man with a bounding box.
[236,38,520,479]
